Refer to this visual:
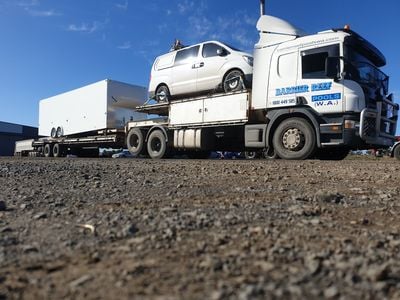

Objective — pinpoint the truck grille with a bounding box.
[362,116,376,138]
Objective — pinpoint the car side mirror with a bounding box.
[325,57,341,81]
[217,48,227,56]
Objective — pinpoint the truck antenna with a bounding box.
[260,0,265,16]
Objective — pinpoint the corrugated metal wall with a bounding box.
[0,121,38,156]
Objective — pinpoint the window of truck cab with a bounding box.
[301,44,340,79]
[174,46,200,66]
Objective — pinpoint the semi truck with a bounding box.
[124,12,398,160]
[18,4,398,160]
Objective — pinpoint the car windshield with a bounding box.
[344,45,389,94]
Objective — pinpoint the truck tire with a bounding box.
[393,145,400,160]
[53,143,64,158]
[44,144,53,158]
[272,118,316,160]
[263,148,278,160]
[127,128,145,157]
[147,130,168,159]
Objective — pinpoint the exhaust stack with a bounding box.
[260,0,265,16]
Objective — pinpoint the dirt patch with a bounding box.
[1,157,400,299]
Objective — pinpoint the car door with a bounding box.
[171,46,200,96]
[196,43,229,92]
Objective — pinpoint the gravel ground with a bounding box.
[1,156,400,299]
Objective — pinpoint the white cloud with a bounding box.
[27,9,61,17]
[17,0,39,8]
[177,0,194,14]
[115,0,128,11]
[67,22,99,34]
[118,41,132,50]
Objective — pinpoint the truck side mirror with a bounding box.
[325,57,340,81]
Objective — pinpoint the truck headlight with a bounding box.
[344,120,359,129]
[243,55,253,67]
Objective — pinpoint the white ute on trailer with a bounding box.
[125,4,398,160]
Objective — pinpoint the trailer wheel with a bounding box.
[127,128,145,157]
[53,143,64,158]
[147,130,168,159]
[50,128,56,138]
[44,144,53,158]
[56,127,63,138]
[273,118,316,160]
[393,145,400,160]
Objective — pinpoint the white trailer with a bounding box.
[31,80,147,157]
[39,79,146,137]
[125,10,398,160]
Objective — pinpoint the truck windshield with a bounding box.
[344,44,389,95]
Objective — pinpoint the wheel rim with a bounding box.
[130,134,139,149]
[151,137,162,153]
[156,87,168,102]
[282,128,305,150]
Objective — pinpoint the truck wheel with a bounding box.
[155,85,170,103]
[44,144,53,158]
[393,145,400,160]
[147,130,168,159]
[127,128,145,157]
[53,143,64,158]
[223,70,244,93]
[273,118,316,160]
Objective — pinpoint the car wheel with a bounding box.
[223,70,244,93]
[155,85,170,103]
[273,118,316,160]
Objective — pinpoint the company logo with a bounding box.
[275,82,332,96]
[311,93,341,102]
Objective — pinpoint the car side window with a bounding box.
[174,46,200,65]
[202,43,226,58]
[301,44,339,79]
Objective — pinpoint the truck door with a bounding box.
[297,44,344,114]
[171,46,200,95]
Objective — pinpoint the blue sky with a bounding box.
[0,0,399,132]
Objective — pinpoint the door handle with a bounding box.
[192,62,205,69]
